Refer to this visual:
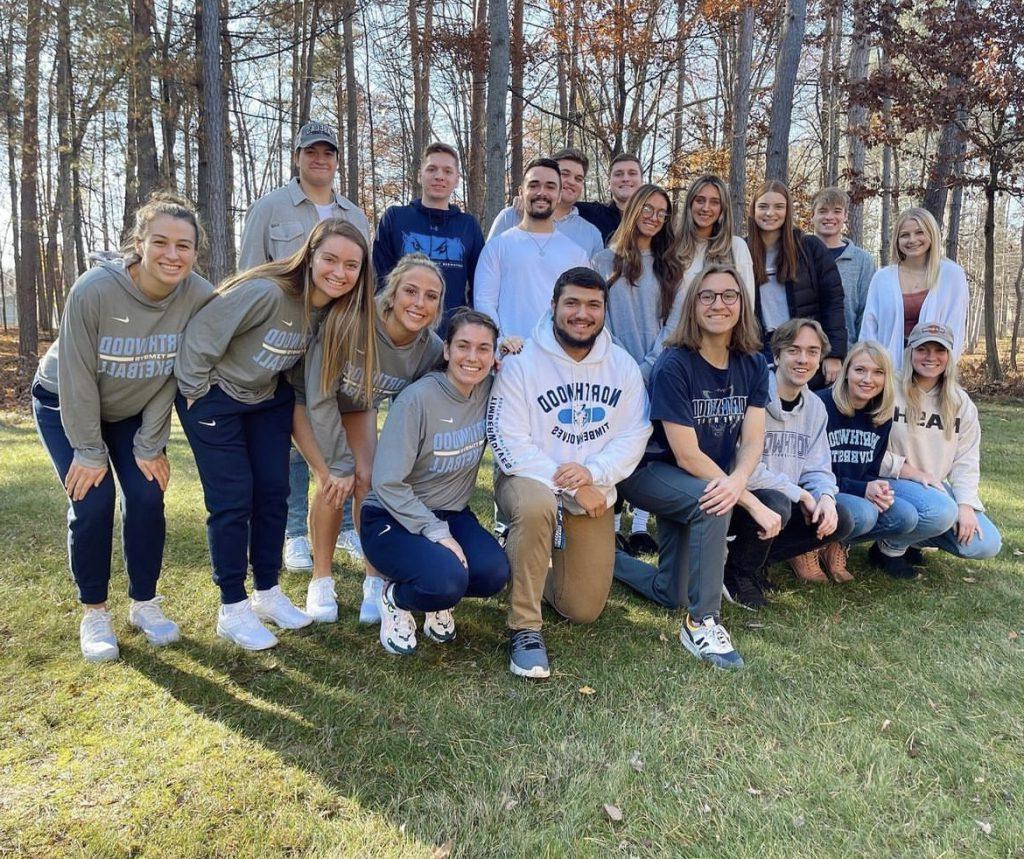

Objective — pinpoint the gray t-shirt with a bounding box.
[35,259,214,467]
[364,371,492,541]
[175,278,311,404]
[759,246,790,332]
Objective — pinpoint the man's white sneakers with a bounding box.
[284,536,314,572]
[251,585,314,629]
[217,599,278,650]
[306,576,339,623]
[128,596,181,646]
[80,607,119,662]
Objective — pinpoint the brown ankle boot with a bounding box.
[822,542,854,583]
[789,550,828,583]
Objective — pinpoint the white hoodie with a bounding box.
[487,313,652,513]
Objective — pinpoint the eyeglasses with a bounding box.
[696,289,741,306]
[640,204,669,222]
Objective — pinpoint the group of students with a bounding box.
[33,120,1002,674]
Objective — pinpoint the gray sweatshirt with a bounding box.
[593,249,674,384]
[35,259,214,467]
[747,373,838,502]
[302,312,444,476]
[175,278,311,404]
[364,371,491,541]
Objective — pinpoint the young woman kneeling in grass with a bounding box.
[817,340,921,579]
[175,219,376,651]
[878,322,1002,566]
[360,308,510,655]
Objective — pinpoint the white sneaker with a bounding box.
[423,609,456,643]
[128,596,181,646]
[679,616,744,670]
[80,608,119,662]
[217,599,278,651]
[306,576,338,623]
[359,576,384,625]
[251,585,314,629]
[335,528,364,561]
[378,583,417,655]
[284,536,314,572]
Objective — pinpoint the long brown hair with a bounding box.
[220,219,377,402]
[607,184,683,324]
[664,263,762,355]
[747,180,800,286]
[674,174,736,271]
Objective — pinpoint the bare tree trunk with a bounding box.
[467,0,488,220]
[483,0,510,229]
[845,0,869,245]
[56,0,76,302]
[157,0,179,187]
[197,0,231,283]
[880,139,892,266]
[334,8,346,192]
[18,0,43,359]
[299,0,320,128]
[130,0,161,198]
[983,163,1001,380]
[361,2,379,226]
[946,184,964,261]
[1010,222,1023,370]
[671,0,688,199]
[3,18,21,289]
[343,0,358,201]
[728,3,754,232]
[509,0,524,185]
[922,119,959,228]
[764,0,806,181]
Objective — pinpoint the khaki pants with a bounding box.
[495,474,614,631]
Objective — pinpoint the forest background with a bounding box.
[0,0,1022,385]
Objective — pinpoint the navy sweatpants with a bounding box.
[360,504,509,611]
[32,382,166,605]
[176,382,293,604]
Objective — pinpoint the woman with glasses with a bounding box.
[594,184,682,554]
[747,180,847,389]
[615,263,782,670]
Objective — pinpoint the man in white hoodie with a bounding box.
[487,267,652,679]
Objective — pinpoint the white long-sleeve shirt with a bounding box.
[473,227,590,339]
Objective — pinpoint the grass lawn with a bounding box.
[0,401,1022,858]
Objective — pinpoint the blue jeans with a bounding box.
[360,504,509,611]
[880,479,960,555]
[285,448,354,538]
[33,383,165,605]
[893,483,1002,560]
[176,382,294,604]
[616,461,733,619]
[840,492,920,545]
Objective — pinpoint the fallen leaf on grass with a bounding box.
[658,632,669,643]
[976,820,993,835]
[579,685,596,696]
[503,797,518,812]
[699,803,712,813]
[628,751,644,772]
[432,840,454,858]
[745,621,766,629]
[793,815,805,828]
[1009,631,1019,641]
[603,803,624,823]
[906,737,921,758]
[746,787,762,796]
[962,577,978,583]
[881,719,892,732]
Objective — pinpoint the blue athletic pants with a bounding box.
[33,382,165,605]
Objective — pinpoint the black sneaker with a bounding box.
[627,531,658,556]
[723,570,767,610]
[615,531,633,556]
[868,542,916,579]
[905,546,926,566]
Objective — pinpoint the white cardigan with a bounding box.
[858,258,968,369]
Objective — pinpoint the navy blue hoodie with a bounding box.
[372,199,485,321]
[818,387,892,497]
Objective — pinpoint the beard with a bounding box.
[553,318,601,352]
[526,197,555,219]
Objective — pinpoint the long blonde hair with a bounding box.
[664,263,762,355]
[377,252,445,331]
[892,206,942,290]
[900,341,962,440]
[674,174,736,271]
[831,340,894,427]
[220,219,377,402]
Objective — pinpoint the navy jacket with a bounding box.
[576,200,622,246]
[372,199,485,319]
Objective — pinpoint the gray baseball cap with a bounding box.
[907,321,954,351]
[295,121,339,151]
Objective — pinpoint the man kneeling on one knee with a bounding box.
[728,318,858,608]
[486,266,651,679]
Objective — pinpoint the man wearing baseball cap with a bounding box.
[238,120,372,576]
